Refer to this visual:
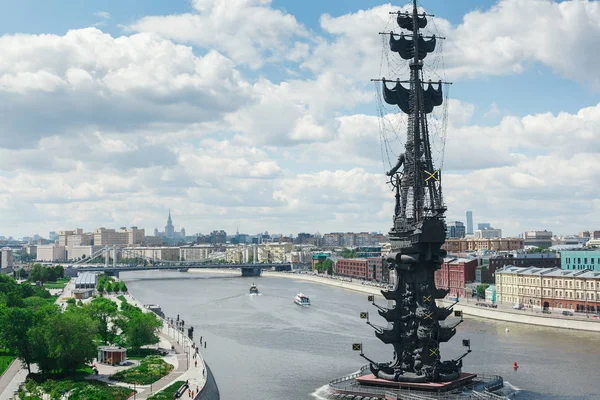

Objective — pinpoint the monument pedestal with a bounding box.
[355,372,477,392]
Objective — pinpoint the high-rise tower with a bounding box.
[165,209,175,239]
[466,211,473,235]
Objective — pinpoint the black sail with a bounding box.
[397,13,427,31]
[383,80,443,114]
[390,34,436,60]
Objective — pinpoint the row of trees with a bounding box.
[27,264,65,284]
[97,280,127,294]
[314,259,334,275]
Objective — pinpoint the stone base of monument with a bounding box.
[355,372,477,392]
[327,366,507,399]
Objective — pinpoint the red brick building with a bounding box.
[336,258,368,280]
[434,257,478,297]
[367,257,384,282]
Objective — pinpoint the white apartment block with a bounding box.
[122,246,179,261]
[180,245,216,261]
[37,245,66,262]
[257,243,293,263]
[94,227,145,246]
[68,245,104,261]
[475,228,502,239]
[0,248,13,268]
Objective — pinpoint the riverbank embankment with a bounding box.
[189,268,600,332]
[122,292,219,399]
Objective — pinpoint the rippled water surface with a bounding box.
[123,271,600,400]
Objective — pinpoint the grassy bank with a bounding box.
[110,356,173,385]
[42,277,70,289]
[148,380,186,400]
[18,376,135,400]
[0,348,15,376]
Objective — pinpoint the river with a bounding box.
[122,271,600,400]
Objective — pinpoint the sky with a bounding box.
[0,0,598,239]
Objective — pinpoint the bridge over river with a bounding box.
[69,263,292,277]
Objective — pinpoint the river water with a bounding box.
[122,271,600,400]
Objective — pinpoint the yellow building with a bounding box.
[257,243,293,263]
[443,238,524,253]
[496,266,600,312]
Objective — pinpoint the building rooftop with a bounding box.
[497,266,600,278]
[75,272,96,286]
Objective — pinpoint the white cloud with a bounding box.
[127,0,311,69]
[94,11,111,19]
[1,1,599,239]
[303,0,600,87]
[0,28,252,148]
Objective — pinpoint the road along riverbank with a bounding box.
[189,269,600,332]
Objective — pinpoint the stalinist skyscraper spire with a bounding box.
[165,209,175,239]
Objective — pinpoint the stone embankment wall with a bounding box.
[436,299,600,333]
[122,291,218,399]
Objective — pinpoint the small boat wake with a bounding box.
[310,384,332,399]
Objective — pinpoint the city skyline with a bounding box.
[0,0,598,237]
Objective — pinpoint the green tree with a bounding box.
[119,282,128,293]
[47,268,58,282]
[0,307,36,373]
[125,312,162,352]
[339,248,359,258]
[97,282,105,294]
[29,264,49,284]
[87,297,119,345]
[105,282,113,293]
[476,284,490,299]
[45,307,98,376]
[54,265,65,278]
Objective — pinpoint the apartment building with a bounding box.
[561,250,600,271]
[336,258,368,279]
[94,227,145,246]
[434,257,478,297]
[443,238,524,253]
[36,245,66,262]
[180,245,216,261]
[122,246,179,261]
[496,266,600,312]
[257,243,293,263]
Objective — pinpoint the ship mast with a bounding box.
[363,0,463,384]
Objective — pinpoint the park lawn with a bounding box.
[0,349,16,376]
[20,377,135,400]
[43,278,70,289]
[127,348,165,360]
[147,380,185,400]
[110,356,173,385]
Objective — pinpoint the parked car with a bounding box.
[512,304,524,310]
[562,311,573,316]
[542,309,551,314]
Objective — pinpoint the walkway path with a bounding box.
[117,294,208,399]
